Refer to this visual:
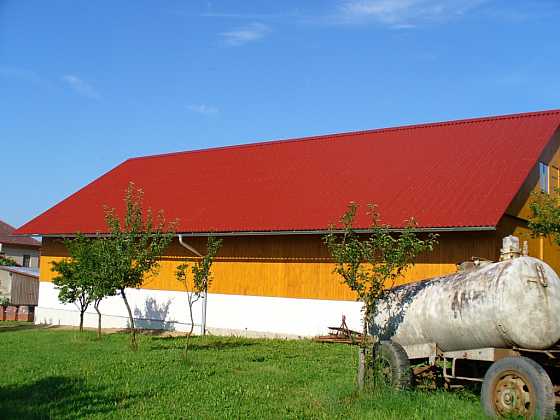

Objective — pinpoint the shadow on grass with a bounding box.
[149,336,257,351]
[0,322,48,333]
[113,328,175,337]
[0,376,146,419]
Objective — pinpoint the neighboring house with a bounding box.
[14,109,560,336]
[0,266,40,306]
[0,220,40,268]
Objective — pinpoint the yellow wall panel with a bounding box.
[40,232,499,301]
[39,254,461,301]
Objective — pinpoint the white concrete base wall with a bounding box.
[35,281,363,338]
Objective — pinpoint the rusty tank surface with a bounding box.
[371,237,560,352]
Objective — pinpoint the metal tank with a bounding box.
[371,237,560,352]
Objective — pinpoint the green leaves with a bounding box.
[102,182,177,292]
[529,189,560,245]
[0,255,18,266]
[52,234,102,307]
[176,236,222,297]
[324,202,438,318]
[192,236,223,294]
[51,234,111,330]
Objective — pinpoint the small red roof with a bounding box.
[15,110,560,236]
[0,220,41,247]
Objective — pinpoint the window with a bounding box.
[22,255,30,268]
[539,162,549,193]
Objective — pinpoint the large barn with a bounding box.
[15,109,560,336]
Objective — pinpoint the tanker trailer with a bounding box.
[370,236,560,419]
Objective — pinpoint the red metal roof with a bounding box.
[15,110,560,236]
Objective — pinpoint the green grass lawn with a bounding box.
[0,322,485,419]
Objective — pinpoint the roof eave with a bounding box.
[26,225,496,238]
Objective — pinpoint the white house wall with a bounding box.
[35,281,363,338]
[2,245,40,268]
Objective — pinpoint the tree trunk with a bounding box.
[357,348,366,390]
[120,288,137,349]
[94,301,102,339]
[79,309,85,333]
[184,299,195,360]
[357,308,370,390]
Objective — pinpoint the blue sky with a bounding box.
[2,0,560,228]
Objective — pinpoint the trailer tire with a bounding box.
[375,341,411,390]
[481,356,554,419]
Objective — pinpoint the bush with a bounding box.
[0,255,19,266]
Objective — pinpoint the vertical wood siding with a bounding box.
[40,232,501,301]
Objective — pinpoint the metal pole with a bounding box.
[177,234,206,335]
[202,288,208,335]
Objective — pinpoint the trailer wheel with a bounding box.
[374,341,411,390]
[481,356,554,419]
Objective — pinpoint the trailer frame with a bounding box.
[395,341,560,417]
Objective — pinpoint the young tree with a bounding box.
[529,189,560,244]
[51,235,101,332]
[102,182,176,349]
[176,236,222,360]
[324,202,437,389]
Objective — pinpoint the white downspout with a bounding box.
[177,234,208,336]
[178,234,203,258]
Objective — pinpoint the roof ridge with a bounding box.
[127,108,560,162]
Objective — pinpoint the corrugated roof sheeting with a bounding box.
[15,110,560,235]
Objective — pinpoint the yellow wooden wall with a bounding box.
[40,231,501,302]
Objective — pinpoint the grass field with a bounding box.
[0,322,486,419]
